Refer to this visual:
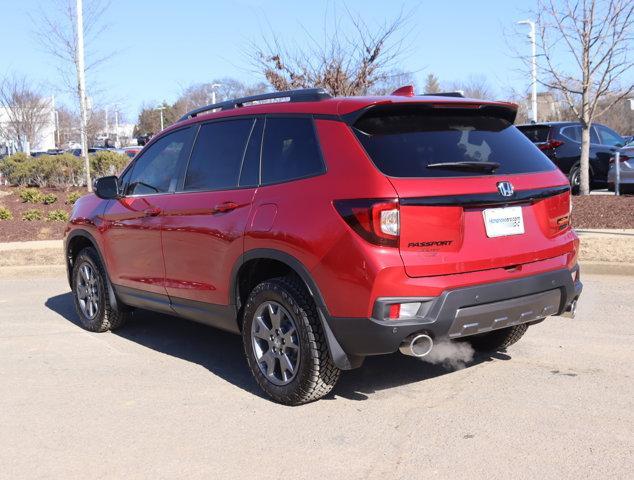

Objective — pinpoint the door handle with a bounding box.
[212,201,239,214]
[143,207,162,217]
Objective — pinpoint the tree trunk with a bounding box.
[579,123,591,195]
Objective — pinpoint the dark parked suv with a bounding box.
[65,88,582,405]
[517,121,627,192]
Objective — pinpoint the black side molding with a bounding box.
[399,185,570,207]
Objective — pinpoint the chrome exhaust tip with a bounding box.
[399,333,433,357]
[561,298,578,319]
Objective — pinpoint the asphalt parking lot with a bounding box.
[1,272,632,479]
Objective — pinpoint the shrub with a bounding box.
[90,150,129,178]
[0,152,35,186]
[42,193,58,205]
[0,206,12,220]
[0,150,128,188]
[22,209,43,221]
[66,191,83,205]
[0,153,83,188]
[47,209,70,222]
[19,188,43,203]
[33,154,84,189]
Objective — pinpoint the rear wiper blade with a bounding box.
[426,161,501,172]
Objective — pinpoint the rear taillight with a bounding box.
[609,154,630,163]
[334,199,400,247]
[538,139,564,151]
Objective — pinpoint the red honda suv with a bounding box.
[65,87,582,405]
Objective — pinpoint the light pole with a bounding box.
[210,83,221,105]
[104,104,109,136]
[54,110,60,147]
[114,109,119,146]
[156,105,166,131]
[518,19,537,123]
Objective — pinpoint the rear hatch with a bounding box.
[352,104,572,277]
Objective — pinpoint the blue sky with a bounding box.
[3,0,546,121]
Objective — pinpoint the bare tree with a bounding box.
[596,95,634,134]
[0,75,52,152]
[55,105,79,147]
[135,79,271,136]
[527,0,634,195]
[450,75,495,99]
[174,78,269,116]
[369,70,417,95]
[35,0,114,190]
[248,8,414,96]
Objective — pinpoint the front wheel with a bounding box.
[71,247,131,332]
[242,276,341,405]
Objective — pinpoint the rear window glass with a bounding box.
[353,107,556,178]
[517,125,550,143]
[261,117,325,185]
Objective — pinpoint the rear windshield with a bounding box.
[517,125,550,143]
[353,107,556,178]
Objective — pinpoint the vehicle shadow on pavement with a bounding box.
[330,351,510,401]
[45,292,264,399]
[46,292,511,402]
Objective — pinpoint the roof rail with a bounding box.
[177,88,332,122]
[422,91,465,98]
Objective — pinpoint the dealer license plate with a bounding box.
[483,206,525,238]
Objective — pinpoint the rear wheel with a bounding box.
[464,324,529,352]
[72,247,131,332]
[568,164,581,195]
[242,276,340,405]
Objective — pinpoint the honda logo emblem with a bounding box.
[497,181,514,197]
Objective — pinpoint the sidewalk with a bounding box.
[576,229,634,266]
[0,231,632,274]
[0,240,63,268]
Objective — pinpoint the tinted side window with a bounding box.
[184,119,254,191]
[561,125,600,143]
[596,125,624,146]
[126,127,194,195]
[261,117,325,185]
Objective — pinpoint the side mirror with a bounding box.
[94,175,120,199]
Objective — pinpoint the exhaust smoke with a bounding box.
[418,339,475,370]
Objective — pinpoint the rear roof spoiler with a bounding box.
[343,101,518,125]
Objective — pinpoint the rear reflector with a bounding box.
[388,304,401,319]
[334,199,400,247]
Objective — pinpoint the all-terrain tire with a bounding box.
[465,324,529,352]
[242,275,341,405]
[71,247,131,332]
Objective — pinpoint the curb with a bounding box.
[578,262,634,276]
[0,265,66,278]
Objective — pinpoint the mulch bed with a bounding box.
[572,194,634,229]
[0,186,80,242]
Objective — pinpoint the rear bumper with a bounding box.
[323,266,582,358]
